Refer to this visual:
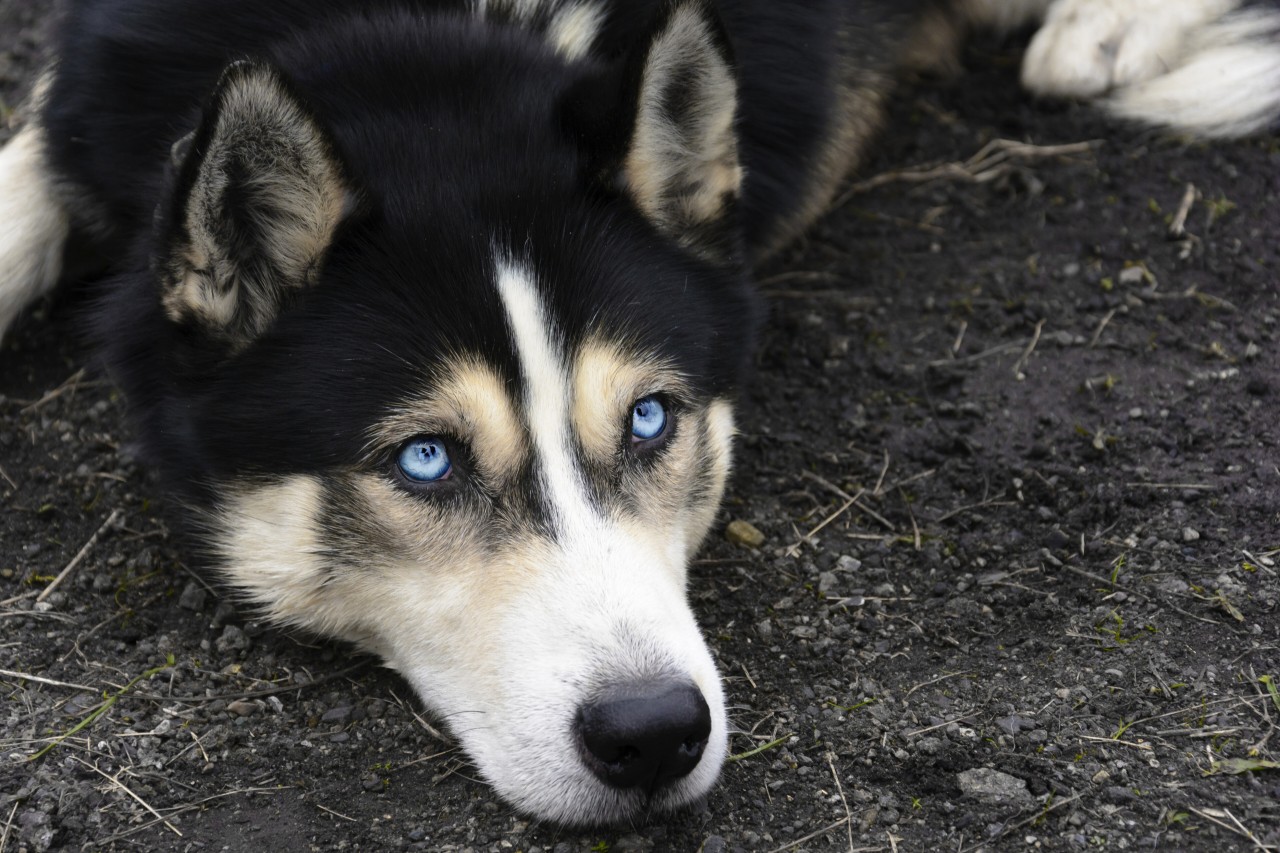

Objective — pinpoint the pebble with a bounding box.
[226,699,258,717]
[215,624,251,655]
[178,581,207,612]
[957,768,1033,805]
[916,736,943,756]
[1182,527,1200,542]
[321,705,353,725]
[836,555,863,572]
[725,519,765,548]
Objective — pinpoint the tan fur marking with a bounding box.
[549,1,604,61]
[571,339,687,462]
[373,356,528,488]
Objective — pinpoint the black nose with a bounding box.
[577,681,712,790]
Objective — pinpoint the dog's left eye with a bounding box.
[397,436,453,482]
[630,395,668,442]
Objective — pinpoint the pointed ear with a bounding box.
[567,1,742,261]
[160,61,354,344]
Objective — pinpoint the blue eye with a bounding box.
[630,395,668,442]
[397,437,452,482]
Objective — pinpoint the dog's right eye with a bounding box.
[396,436,453,483]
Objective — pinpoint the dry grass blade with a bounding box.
[0,801,17,853]
[827,751,856,853]
[0,668,96,692]
[36,508,122,604]
[832,138,1099,207]
[73,757,183,837]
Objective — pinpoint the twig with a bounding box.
[799,469,857,502]
[19,368,87,414]
[1187,807,1268,850]
[315,803,357,822]
[786,491,865,557]
[855,500,896,531]
[873,450,891,496]
[1012,319,1045,379]
[764,818,877,853]
[926,340,1024,368]
[899,487,921,551]
[827,752,855,853]
[905,672,976,698]
[0,669,96,692]
[0,801,17,853]
[1168,183,1198,238]
[951,320,968,356]
[1124,482,1215,490]
[0,463,16,491]
[89,786,281,847]
[37,509,123,603]
[934,499,1017,524]
[833,138,1099,207]
[73,757,183,837]
[1088,308,1117,348]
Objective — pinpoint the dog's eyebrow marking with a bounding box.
[372,356,528,487]
[572,338,686,462]
[494,257,598,538]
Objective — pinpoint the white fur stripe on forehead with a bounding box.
[493,257,599,537]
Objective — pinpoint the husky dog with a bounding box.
[1,0,1276,826]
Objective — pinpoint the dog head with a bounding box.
[121,1,758,825]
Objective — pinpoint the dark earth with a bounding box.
[3,3,1279,851]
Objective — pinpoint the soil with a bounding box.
[3,4,1279,852]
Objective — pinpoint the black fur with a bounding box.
[37,0,926,498]
[35,0,911,502]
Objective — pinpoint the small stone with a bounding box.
[1182,527,1200,542]
[215,624,250,655]
[701,836,727,853]
[178,581,207,612]
[1105,785,1138,804]
[612,834,655,853]
[725,519,765,548]
[916,736,943,756]
[818,571,838,593]
[226,699,258,717]
[1118,266,1146,285]
[836,555,862,573]
[957,768,1033,805]
[996,714,1036,735]
[321,705,353,725]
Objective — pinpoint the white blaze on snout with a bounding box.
[494,258,602,541]
[486,256,728,820]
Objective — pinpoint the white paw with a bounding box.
[1021,0,1239,98]
[0,126,69,342]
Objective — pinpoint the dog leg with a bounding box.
[1022,0,1280,136]
[0,123,70,341]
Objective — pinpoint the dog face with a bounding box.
[120,3,757,824]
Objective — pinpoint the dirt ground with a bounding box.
[3,3,1279,852]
